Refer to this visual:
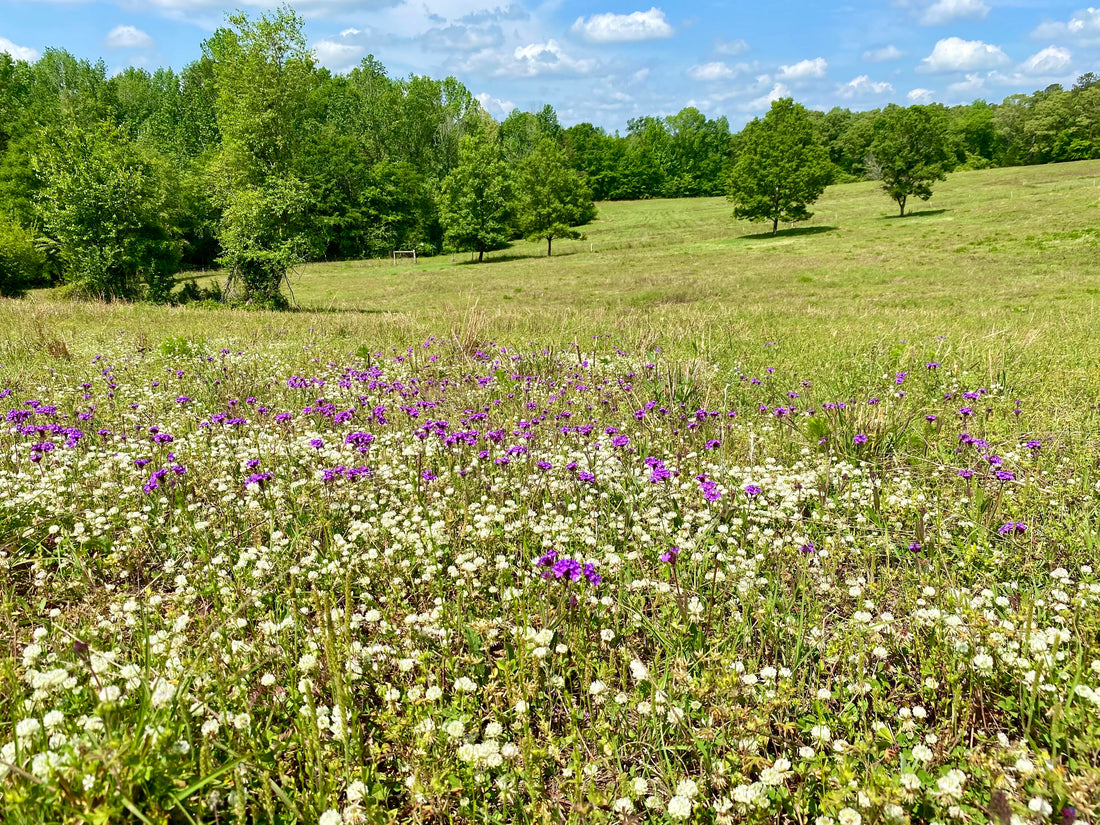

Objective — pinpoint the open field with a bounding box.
[3,161,1100,823]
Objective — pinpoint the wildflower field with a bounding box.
[4,162,1100,824]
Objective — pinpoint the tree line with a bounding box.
[0,3,1097,304]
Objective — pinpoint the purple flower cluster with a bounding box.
[536,550,601,585]
[695,474,722,502]
[998,522,1028,536]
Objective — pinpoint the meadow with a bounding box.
[2,160,1100,824]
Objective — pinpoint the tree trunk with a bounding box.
[478,249,484,263]
[772,217,778,236]
[547,237,552,257]
[898,196,907,217]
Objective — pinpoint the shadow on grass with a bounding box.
[737,225,838,241]
[884,209,948,220]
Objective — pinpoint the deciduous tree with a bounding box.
[439,135,513,262]
[870,104,950,216]
[726,98,832,236]
[513,139,595,257]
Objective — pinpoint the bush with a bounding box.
[0,218,45,296]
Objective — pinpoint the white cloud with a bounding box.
[105,25,154,49]
[838,75,894,97]
[340,27,361,37]
[862,45,904,62]
[747,82,790,110]
[570,7,673,43]
[777,57,827,81]
[1033,8,1100,45]
[688,61,735,81]
[0,36,39,62]
[947,72,985,95]
[1020,45,1072,75]
[503,40,596,77]
[919,37,1009,72]
[476,91,515,117]
[631,68,650,83]
[920,0,988,26]
[907,87,935,103]
[715,37,748,56]
[313,39,365,72]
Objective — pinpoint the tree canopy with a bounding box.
[870,105,950,216]
[439,134,514,262]
[514,139,595,257]
[726,98,833,235]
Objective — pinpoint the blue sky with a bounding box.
[1,0,1097,130]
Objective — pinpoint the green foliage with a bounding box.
[0,217,45,295]
[727,98,833,235]
[513,139,595,257]
[217,177,311,309]
[207,5,318,307]
[32,122,180,300]
[871,105,951,216]
[439,135,514,262]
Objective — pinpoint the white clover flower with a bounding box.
[600,629,615,642]
[260,673,277,687]
[972,653,994,674]
[484,721,502,739]
[589,680,607,697]
[347,780,366,802]
[16,717,41,738]
[613,797,634,814]
[319,809,343,825]
[632,777,648,796]
[444,720,465,739]
[811,725,832,742]
[454,676,477,693]
[629,659,649,682]
[799,746,816,759]
[150,678,176,708]
[934,769,966,801]
[667,795,693,820]
[1015,756,1034,774]
[1028,798,1052,818]
[675,778,699,799]
[297,653,318,672]
[233,713,251,731]
[899,773,921,791]
[912,744,933,763]
[425,685,443,702]
[43,710,64,729]
[838,809,862,825]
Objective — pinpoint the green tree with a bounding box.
[206,5,319,306]
[439,135,513,262]
[870,104,950,216]
[513,139,595,257]
[32,122,180,299]
[726,98,833,236]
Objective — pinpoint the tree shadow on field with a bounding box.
[737,225,838,241]
[884,209,948,220]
